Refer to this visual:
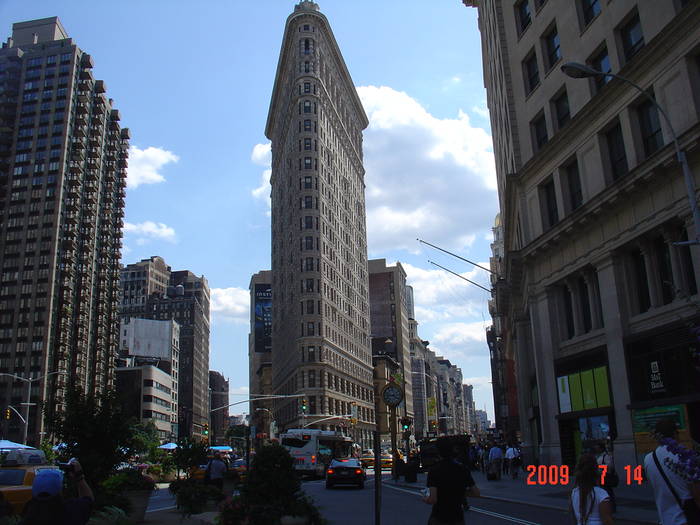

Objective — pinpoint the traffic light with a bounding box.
[3,408,10,420]
[401,417,412,431]
[301,397,308,413]
[203,423,209,436]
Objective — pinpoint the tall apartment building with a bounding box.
[266,1,375,447]
[436,358,466,436]
[209,370,229,445]
[120,257,210,440]
[248,271,273,438]
[368,259,413,421]
[470,0,700,467]
[0,18,128,444]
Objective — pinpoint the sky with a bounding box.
[0,0,500,422]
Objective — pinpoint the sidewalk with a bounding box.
[392,470,659,524]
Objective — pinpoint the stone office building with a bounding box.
[266,1,375,447]
[0,17,128,444]
[469,0,700,468]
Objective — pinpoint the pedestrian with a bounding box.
[644,418,700,525]
[488,444,503,480]
[21,458,94,525]
[569,453,614,525]
[205,452,228,492]
[505,444,521,479]
[595,442,618,513]
[423,437,480,525]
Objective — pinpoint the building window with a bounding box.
[304,237,314,250]
[589,46,611,92]
[303,119,312,131]
[307,300,315,315]
[544,26,561,70]
[629,248,651,313]
[304,216,313,229]
[515,0,532,34]
[304,157,312,169]
[606,122,628,181]
[580,0,601,26]
[304,196,313,208]
[653,236,674,305]
[561,285,575,339]
[553,90,570,129]
[308,370,316,387]
[303,100,311,113]
[577,277,592,332]
[305,278,314,292]
[304,138,312,151]
[304,257,314,271]
[532,113,548,151]
[620,13,644,61]
[565,160,583,211]
[523,52,540,95]
[637,98,663,157]
[539,178,559,229]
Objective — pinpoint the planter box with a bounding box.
[125,489,153,523]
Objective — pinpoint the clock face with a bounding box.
[382,384,403,407]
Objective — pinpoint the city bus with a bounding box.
[280,429,353,477]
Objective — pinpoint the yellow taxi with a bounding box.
[360,450,375,469]
[380,452,393,469]
[0,449,57,515]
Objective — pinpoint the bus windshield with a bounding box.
[281,437,310,448]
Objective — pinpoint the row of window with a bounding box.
[25,54,72,68]
[537,97,663,231]
[522,8,644,99]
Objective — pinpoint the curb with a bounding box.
[389,481,658,525]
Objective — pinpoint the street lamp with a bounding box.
[561,62,700,245]
[0,371,67,445]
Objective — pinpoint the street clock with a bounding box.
[382,383,403,408]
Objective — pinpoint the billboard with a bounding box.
[254,284,272,352]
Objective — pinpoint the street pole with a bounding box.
[245,424,250,471]
[21,379,30,445]
[390,407,397,481]
[374,429,381,525]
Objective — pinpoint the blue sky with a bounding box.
[1,0,499,421]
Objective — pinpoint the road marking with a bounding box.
[381,485,541,525]
[145,505,177,513]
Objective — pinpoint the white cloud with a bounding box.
[357,86,498,254]
[251,143,272,215]
[126,146,179,189]
[230,386,250,395]
[211,287,249,324]
[123,221,177,245]
[433,321,488,347]
[471,103,490,120]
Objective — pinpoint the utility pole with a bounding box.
[390,407,397,481]
[374,429,381,525]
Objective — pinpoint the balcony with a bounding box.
[88,135,101,147]
[94,80,106,94]
[68,162,83,174]
[76,103,88,115]
[79,69,94,82]
[73,125,86,138]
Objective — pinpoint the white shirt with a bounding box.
[644,445,693,525]
[505,447,519,459]
[571,486,609,525]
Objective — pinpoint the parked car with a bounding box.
[325,458,365,489]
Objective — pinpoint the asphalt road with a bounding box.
[302,473,647,525]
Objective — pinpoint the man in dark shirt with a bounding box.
[423,438,480,525]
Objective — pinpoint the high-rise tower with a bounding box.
[119,258,210,440]
[266,1,375,446]
[0,17,128,444]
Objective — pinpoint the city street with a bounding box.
[301,470,656,525]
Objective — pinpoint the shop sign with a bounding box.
[648,360,666,394]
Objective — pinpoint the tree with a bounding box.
[49,389,136,486]
[172,438,208,478]
[129,421,160,460]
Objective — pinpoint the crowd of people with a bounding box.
[417,418,699,525]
